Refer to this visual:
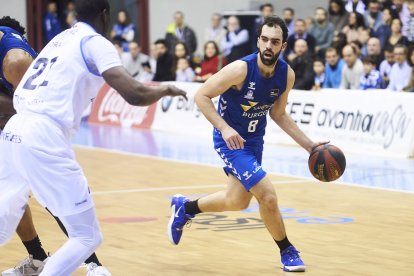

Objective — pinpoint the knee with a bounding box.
[258,194,278,212]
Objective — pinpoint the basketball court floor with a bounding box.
[1,123,413,275]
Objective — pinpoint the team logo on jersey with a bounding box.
[244,90,254,100]
[240,101,258,112]
[248,82,256,90]
[270,89,280,97]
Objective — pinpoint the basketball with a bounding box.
[308,144,346,182]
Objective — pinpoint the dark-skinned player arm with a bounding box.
[269,66,328,153]
[194,60,246,150]
[102,66,187,106]
[3,49,34,90]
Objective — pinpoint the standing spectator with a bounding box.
[404,0,414,45]
[282,8,296,35]
[342,12,366,44]
[121,41,151,79]
[254,3,274,31]
[328,0,349,34]
[323,47,345,88]
[284,19,317,61]
[221,16,250,63]
[360,56,382,90]
[153,39,174,82]
[43,1,61,44]
[312,58,326,90]
[387,44,412,91]
[66,11,77,27]
[195,41,227,82]
[364,0,383,32]
[345,0,366,14]
[384,18,408,50]
[175,58,195,82]
[110,10,135,52]
[289,39,314,90]
[340,44,364,89]
[366,37,384,68]
[308,7,335,56]
[379,45,395,87]
[204,13,226,51]
[165,11,197,56]
[373,8,396,46]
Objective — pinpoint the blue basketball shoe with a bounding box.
[280,246,306,272]
[168,194,194,245]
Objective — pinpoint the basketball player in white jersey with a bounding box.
[0,0,186,275]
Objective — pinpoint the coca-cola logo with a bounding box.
[97,88,149,127]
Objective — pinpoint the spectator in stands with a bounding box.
[43,1,61,44]
[66,11,77,27]
[384,18,409,50]
[340,44,364,89]
[328,0,349,35]
[345,0,366,14]
[387,44,411,91]
[358,27,372,57]
[204,13,226,51]
[221,16,250,63]
[175,58,195,82]
[110,10,135,52]
[323,47,345,88]
[121,41,151,80]
[166,11,197,56]
[391,0,410,33]
[364,0,383,32]
[308,7,335,56]
[282,8,296,35]
[366,37,384,68]
[404,0,414,45]
[360,55,382,90]
[350,40,363,58]
[153,39,174,82]
[331,31,348,54]
[284,19,317,61]
[112,37,124,57]
[171,42,196,78]
[289,39,314,90]
[195,41,227,82]
[312,58,326,90]
[342,12,366,44]
[403,45,414,91]
[379,45,395,88]
[373,7,396,46]
[255,3,274,31]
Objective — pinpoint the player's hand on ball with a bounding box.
[221,126,246,150]
[309,141,330,154]
[163,85,188,100]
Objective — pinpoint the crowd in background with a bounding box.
[45,0,414,92]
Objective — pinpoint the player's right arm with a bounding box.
[195,60,247,150]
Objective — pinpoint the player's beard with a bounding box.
[259,49,280,66]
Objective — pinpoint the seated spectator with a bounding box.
[175,58,195,82]
[373,7,396,46]
[221,16,250,63]
[204,13,226,51]
[153,39,174,82]
[404,0,414,45]
[121,41,151,78]
[384,18,408,50]
[323,47,345,88]
[379,45,395,88]
[345,0,366,14]
[366,37,383,68]
[403,45,414,91]
[254,3,274,33]
[165,11,197,56]
[340,44,364,89]
[308,7,335,56]
[360,56,382,90]
[312,58,325,90]
[112,37,124,57]
[387,44,412,91]
[171,42,194,77]
[392,0,410,35]
[342,12,366,44]
[358,27,372,57]
[284,19,317,61]
[282,7,296,35]
[110,10,135,52]
[364,0,383,32]
[328,0,349,35]
[195,41,227,82]
[289,39,314,90]
[330,31,347,54]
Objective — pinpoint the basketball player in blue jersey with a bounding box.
[168,16,326,272]
[0,16,113,276]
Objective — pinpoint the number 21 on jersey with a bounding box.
[23,57,58,90]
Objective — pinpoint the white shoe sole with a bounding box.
[282,264,306,272]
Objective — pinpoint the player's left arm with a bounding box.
[270,66,327,153]
[2,49,34,90]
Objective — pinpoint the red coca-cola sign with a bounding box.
[88,83,157,128]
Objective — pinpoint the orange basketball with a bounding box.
[308,144,346,182]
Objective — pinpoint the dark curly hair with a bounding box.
[0,16,26,36]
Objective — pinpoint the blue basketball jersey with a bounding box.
[0,26,37,93]
[214,52,288,144]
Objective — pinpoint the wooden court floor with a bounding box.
[1,147,414,275]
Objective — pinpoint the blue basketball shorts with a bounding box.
[214,140,267,191]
